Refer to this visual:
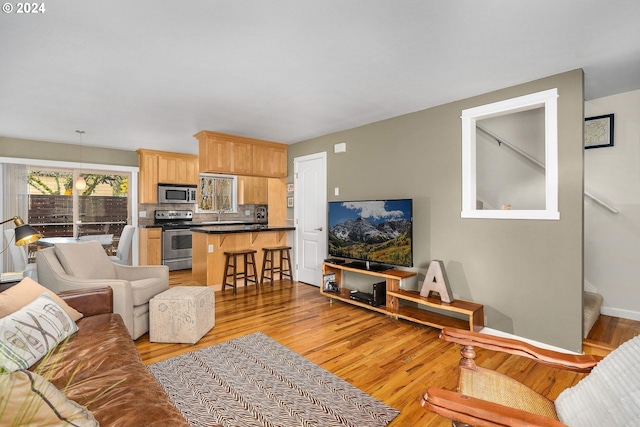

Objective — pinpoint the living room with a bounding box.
[2,2,640,426]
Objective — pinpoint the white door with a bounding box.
[294,152,327,285]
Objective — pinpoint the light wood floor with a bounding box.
[135,270,640,426]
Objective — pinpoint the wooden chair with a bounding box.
[421,327,640,427]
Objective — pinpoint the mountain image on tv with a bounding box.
[328,199,413,267]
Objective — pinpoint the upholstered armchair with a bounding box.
[36,240,169,339]
[422,328,639,427]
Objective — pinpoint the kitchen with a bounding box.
[135,131,293,287]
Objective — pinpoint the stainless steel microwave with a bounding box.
[157,183,197,204]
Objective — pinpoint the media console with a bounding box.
[321,261,484,332]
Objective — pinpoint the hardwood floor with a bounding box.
[135,270,640,426]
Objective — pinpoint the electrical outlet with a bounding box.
[208,244,214,253]
[334,187,340,196]
[139,211,147,217]
[245,210,251,216]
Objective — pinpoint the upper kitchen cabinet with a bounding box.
[252,143,287,177]
[158,152,199,184]
[137,149,199,203]
[195,130,287,177]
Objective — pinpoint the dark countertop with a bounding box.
[191,224,295,234]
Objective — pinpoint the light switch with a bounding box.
[334,187,340,196]
[208,244,214,253]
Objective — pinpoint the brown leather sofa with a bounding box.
[30,286,188,426]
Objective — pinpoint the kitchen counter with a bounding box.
[191,224,295,234]
[191,224,295,288]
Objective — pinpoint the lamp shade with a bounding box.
[14,223,42,245]
[75,176,87,190]
[1,216,42,246]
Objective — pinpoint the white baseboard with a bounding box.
[600,306,640,321]
[480,327,580,355]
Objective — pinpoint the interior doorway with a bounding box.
[293,152,327,286]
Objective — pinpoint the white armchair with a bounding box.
[36,240,168,339]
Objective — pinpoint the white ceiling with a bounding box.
[1,1,639,155]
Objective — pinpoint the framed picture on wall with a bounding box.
[585,114,614,149]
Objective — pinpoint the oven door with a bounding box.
[162,229,192,270]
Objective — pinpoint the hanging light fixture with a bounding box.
[75,130,87,190]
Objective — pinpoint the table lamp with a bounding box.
[1,216,42,245]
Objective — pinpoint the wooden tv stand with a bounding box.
[321,262,484,332]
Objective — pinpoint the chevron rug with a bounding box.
[148,332,400,427]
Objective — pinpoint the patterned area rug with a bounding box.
[148,332,400,427]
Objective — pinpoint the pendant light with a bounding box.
[75,130,87,190]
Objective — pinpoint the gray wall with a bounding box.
[288,70,585,351]
[0,137,138,167]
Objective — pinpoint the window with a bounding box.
[198,174,237,212]
[461,88,559,220]
[27,167,130,238]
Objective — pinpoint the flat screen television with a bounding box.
[328,199,413,270]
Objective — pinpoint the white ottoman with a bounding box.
[150,286,215,344]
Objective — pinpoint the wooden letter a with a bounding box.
[419,260,454,303]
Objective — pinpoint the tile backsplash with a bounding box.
[138,204,265,225]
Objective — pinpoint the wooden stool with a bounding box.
[222,249,259,295]
[260,246,293,285]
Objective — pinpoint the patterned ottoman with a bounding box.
[149,286,215,344]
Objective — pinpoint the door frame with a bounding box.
[293,151,327,285]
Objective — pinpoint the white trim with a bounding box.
[480,327,580,355]
[601,306,640,322]
[461,88,560,220]
[0,156,138,173]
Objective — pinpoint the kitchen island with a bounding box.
[191,224,295,289]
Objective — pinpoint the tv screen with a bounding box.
[328,199,413,268]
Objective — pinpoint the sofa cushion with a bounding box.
[0,369,98,426]
[0,293,78,372]
[54,241,116,280]
[131,277,169,306]
[0,277,82,321]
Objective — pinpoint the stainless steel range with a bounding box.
[154,209,194,271]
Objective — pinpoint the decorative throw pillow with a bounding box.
[0,369,98,426]
[0,293,78,372]
[0,277,83,321]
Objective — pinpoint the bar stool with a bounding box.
[260,246,293,285]
[222,249,259,295]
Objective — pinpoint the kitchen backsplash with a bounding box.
[138,204,266,226]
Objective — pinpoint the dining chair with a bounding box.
[110,225,135,265]
[3,228,37,279]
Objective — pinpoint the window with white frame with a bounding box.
[198,174,237,212]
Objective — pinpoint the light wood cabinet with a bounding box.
[197,135,232,174]
[139,227,162,265]
[195,130,287,177]
[232,140,254,175]
[138,150,160,203]
[137,149,199,203]
[158,153,199,184]
[252,144,287,177]
[238,176,268,204]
